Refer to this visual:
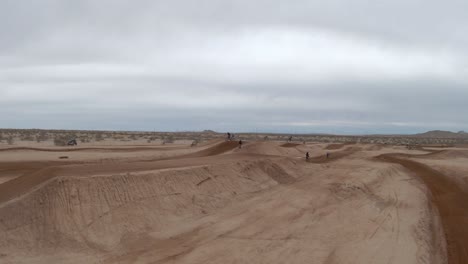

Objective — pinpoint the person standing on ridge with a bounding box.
[227,132,231,141]
[306,152,310,161]
[238,140,243,149]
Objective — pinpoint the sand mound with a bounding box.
[182,141,239,157]
[0,157,300,260]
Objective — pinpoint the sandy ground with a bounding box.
[0,140,466,263]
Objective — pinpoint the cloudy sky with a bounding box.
[1,0,467,134]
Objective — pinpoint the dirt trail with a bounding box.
[0,161,73,175]
[0,160,78,185]
[378,154,468,264]
[280,143,301,148]
[307,146,361,163]
[0,146,187,152]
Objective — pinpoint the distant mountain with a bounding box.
[413,130,468,138]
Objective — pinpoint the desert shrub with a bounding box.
[36,131,49,143]
[146,136,158,143]
[95,132,104,142]
[54,135,69,146]
[7,136,14,145]
[163,135,174,144]
[20,132,35,141]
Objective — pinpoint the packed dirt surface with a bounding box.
[377,146,468,264]
[1,140,467,263]
[378,154,468,264]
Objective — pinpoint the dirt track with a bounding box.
[308,146,361,163]
[0,146,190,152]
[0,140,465,263]
[378,153,468,264]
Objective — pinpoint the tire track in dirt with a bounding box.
[377,154,468,264]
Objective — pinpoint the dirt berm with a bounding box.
[378,154,468,264]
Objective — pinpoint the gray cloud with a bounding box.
[1,0,468,134]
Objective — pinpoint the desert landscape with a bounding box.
[0,129,467,264]
[3,0,468,263]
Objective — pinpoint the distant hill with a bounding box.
[413,130,468,138]
[202,130,218,134]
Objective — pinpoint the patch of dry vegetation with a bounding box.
[1,128,468,147]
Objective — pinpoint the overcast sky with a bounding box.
[1,0,467,134]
